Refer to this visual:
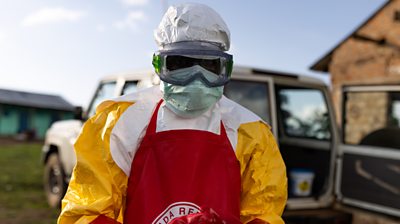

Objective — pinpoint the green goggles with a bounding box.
[152,49,233,87]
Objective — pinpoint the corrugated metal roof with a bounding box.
[0,88,75,111]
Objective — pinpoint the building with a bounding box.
[311,0,400,146]
[0,88,75,139]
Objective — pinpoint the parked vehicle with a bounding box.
[338,85,400,218]
[42,66,400,223]
[42,70,159,207]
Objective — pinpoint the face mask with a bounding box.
[162,78,224,118]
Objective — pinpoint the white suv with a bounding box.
[42,70,159,207]
[42,66,400,223]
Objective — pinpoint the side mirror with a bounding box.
[73,106,84,121]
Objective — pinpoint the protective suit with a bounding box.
[58,3,287,224]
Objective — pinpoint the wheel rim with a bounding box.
[48,164,61,194]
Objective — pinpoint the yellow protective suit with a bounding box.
[58,86,287,224]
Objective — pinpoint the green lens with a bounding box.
[226,60,233,77]
[152,54,162,74]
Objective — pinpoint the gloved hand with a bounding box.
[247,219,269,224]
[169,207,226,224]
[90,215,121,224]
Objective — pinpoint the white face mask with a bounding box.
[162,78,224,118]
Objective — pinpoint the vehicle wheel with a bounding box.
[44,153,68,208]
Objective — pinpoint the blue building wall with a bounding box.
[0,104,74,139]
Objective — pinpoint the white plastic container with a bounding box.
[289,169,315,197]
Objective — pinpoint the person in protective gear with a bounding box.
[58,3,287,224]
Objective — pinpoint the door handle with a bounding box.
[355,160,400,195]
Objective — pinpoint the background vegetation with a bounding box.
[0,143,59,224]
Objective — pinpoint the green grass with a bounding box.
[0,143,59,224]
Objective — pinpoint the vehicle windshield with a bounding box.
[224,80,271,124]
[87,81,117,118]
[121,81,138,95]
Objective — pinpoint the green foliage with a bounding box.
[0,143,59,224]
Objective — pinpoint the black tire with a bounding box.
[44,153,68,208]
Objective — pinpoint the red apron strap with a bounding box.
[145,99,164,135]
[219,121,228,139]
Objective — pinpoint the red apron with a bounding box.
[123,100,241,224]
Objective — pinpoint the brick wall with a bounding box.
[344,92,388,144]
[329,0,400,125]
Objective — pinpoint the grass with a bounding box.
[0,143,60,224]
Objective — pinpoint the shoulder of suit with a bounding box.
[96,86,162,113]
[96,87,266,127]
[219,95,265,127]
[113,85,162,104]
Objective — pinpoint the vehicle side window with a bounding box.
[224,80,271,124]
[277,87,331,140]
[122,81,139,95]
[87,82,117,118]
[344,91,400,149]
